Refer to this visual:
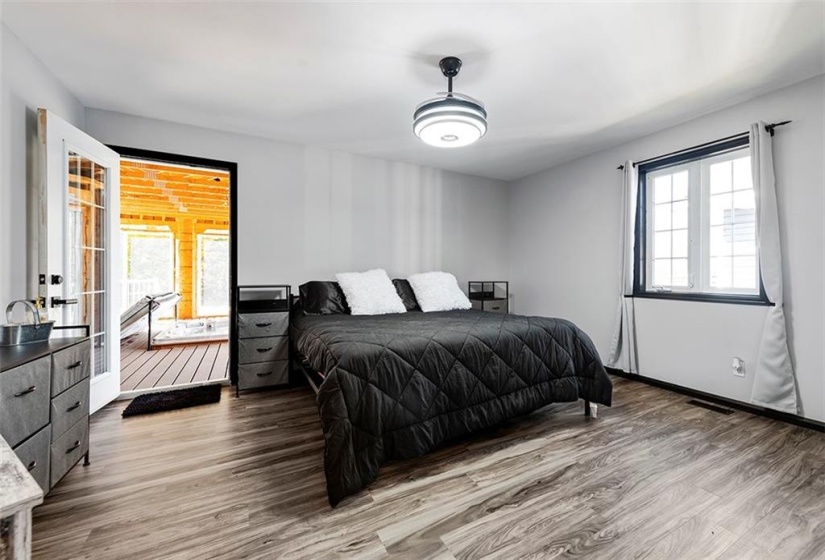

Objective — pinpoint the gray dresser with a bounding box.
[0,337,91,494]
[233,285,291,395]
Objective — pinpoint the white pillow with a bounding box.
[407,272,472,312]
[335,269,407,316]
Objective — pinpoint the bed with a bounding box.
[291,282,613,506]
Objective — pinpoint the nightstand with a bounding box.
[233,285,291,396]
[468,281,509,314]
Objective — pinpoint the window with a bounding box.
[636,136,768,304]
[196,230,229,316]
[120,227,175,313]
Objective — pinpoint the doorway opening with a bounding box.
[111,147,237,395]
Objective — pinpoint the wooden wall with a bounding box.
[120,160,230,319]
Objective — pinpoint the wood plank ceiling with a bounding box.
[120,160,230,221]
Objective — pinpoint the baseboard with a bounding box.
[608,368,824,433]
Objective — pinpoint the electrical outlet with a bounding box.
[732,357,745,377]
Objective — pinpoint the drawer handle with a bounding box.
[14,386,36,397]
[256,347,273,353]
[256,371,273,377]
[27,460,37,471]
[67,401,82,412]
[255,322,272,328]
[66,441,81,454]
[67,360,83,370]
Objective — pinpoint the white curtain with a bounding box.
[607,161,639,373]
[749,122,797,414]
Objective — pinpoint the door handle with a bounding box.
[51,297,78,308]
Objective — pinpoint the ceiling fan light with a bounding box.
[414,113,486,148]
[413,57,487,148]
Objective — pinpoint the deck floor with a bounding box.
[119,330,229,392]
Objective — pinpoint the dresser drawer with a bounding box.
[13,424,51,492]
[51,377,90,442]
[52,342,91,397]
[238,312,289,339]
[238,360,289,390]
[50,417,89,489]
[0,356,51,447]
[238,336,288,364]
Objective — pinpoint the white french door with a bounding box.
[37,109,121,413]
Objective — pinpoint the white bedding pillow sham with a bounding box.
[335,269,407,316]
[407,272,472,312]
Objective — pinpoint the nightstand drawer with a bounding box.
[51,377,90,442]
[238,361,289,390]
[239,336,288,364]
[50,417,89,488]
[238,312,289,339]
[0,356,51,447]
[13,424,51,492]
[484,299,508,314]
[51,342,91,397]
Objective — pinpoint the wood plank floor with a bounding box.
[32,376,825,559]
[120,330,229,392]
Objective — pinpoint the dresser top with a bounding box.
[0,337,88,372]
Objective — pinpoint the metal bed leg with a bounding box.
[584,399,591,417]
[83,451,90,466]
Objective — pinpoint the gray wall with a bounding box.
[0,23,86,306]
[507,75,825,421]
[84,109,509,292]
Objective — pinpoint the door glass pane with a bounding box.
[66,151,107,378]
[93,334,106,377]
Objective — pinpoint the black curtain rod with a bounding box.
[617,120,791,170]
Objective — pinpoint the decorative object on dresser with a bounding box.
[468,281,509,314]
[0,329,91,496]
[232,285,291,396]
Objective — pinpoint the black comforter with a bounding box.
[291,310,612,506]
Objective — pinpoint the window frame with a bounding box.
[633,135,772,306]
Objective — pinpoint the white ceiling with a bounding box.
[3,2,823,181]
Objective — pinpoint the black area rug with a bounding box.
[122,384,222,417]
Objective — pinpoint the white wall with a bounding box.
[508,75,825,421]
[0,23,86,306]
[84,109,509,293]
